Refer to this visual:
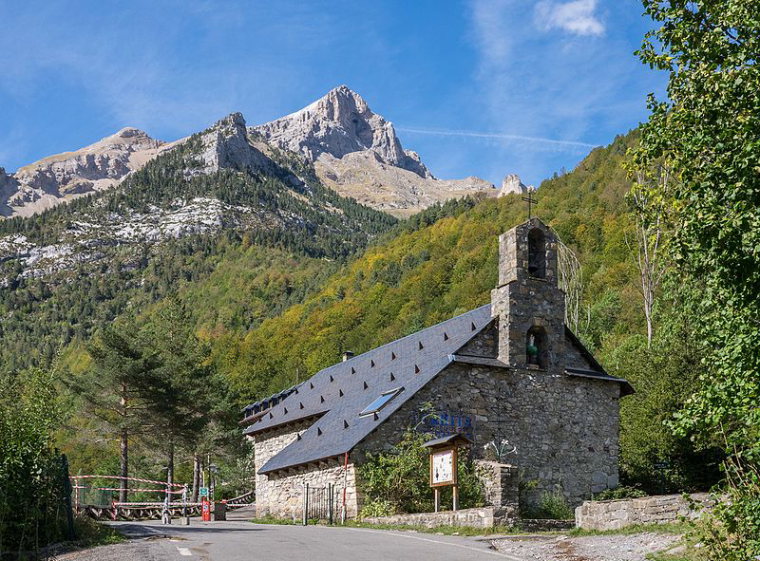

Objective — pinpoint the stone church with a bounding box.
[242,218,633,520]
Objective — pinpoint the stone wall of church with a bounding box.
[251,420,361,520]
[358,362,621,507]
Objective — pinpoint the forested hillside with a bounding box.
[4,126,716,497]
[0,118,397,372]
[219,131,642,400]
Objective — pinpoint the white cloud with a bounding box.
[534,0,605,37]
[396,127,596,153]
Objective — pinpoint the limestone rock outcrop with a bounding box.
[253,85,432,178]
[197,112,272,174]
[499,174,532,196]
[3,128,173,217]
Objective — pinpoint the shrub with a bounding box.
[357,430,484,515]
[522,490,573,520]
[359,498,396,519]
[537,491,573,520]
[0,369,70,554]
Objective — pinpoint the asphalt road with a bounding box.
[88,517,528,561]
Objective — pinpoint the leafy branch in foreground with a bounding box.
[635,1,760,557]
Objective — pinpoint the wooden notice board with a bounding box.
[429,447,458,487]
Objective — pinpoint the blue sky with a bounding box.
[0,0,665,187]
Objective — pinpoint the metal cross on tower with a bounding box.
[522,188,538,220]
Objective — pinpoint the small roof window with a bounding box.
[359,387,403,417]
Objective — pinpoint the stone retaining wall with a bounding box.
[575,493,711,531]
[362,506,517,529]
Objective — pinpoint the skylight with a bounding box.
[359,387,403,417]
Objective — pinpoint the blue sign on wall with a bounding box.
[412,410,475,440]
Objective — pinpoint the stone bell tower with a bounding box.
[491,218,566,371]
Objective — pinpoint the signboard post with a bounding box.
[423,434,472,513]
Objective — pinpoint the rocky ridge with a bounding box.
[2,128,178,217]
[1,85,527,219]
[253,86,502,217]
[499,174,533,196]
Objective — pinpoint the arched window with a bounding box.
[526,326,548,369]
[528,228,546,278]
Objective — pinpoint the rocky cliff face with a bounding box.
[499,174,533,196]
[197,112,273,174]
[253,86,501,217]
[253,85,431,178]
[3,128,175,217]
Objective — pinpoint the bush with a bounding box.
[537,491,573,520]
[594,486,647,501]
[357,430,484,515]
[359,498,396,519]
[522,490,573,520]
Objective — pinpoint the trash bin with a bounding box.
[212,501,226,521]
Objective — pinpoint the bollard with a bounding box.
[212,501,226,521]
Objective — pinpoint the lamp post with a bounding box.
[209,464,219,503]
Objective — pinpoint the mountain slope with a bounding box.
[0,113,397,372]
[209,131,642,401]
[1,128,178,217]
[253,86,499,217]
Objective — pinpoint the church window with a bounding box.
[526,326,548,368]
[528,228,546,278]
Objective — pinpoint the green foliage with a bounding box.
[607,298,723,493]
[634,1,760,557]
[0,369,69,554]
[689,459,760,561]
[536,491,573,520]
[357,498,396,518]
[0,132,396,374]
[357,430,483,516]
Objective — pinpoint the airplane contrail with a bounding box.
[395,126,598,150]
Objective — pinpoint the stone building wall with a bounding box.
[359,360,621,507]
[252,419,362,520]
[252,418,361,520]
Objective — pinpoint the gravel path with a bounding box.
[57,540,166,561]
[492,532,682,561]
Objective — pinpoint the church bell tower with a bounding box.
[491,218,566,371]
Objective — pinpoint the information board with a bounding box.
[430,448,456,487]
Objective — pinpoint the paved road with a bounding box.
[73,517,528,561]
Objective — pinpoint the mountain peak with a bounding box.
[114,127,151,140]
[499,173,532,196]
[253,87,430,178]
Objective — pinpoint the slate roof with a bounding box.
[565,366,635,396]
[249,304,494,474]
[246,305,633,475]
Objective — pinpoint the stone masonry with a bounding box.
[247,218,628,520]
[358,355,620,507]
[575,493,712,531]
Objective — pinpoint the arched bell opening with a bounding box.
[528,228,546,279]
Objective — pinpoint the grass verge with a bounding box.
[72,515,125,547]
[568,522,689,537]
